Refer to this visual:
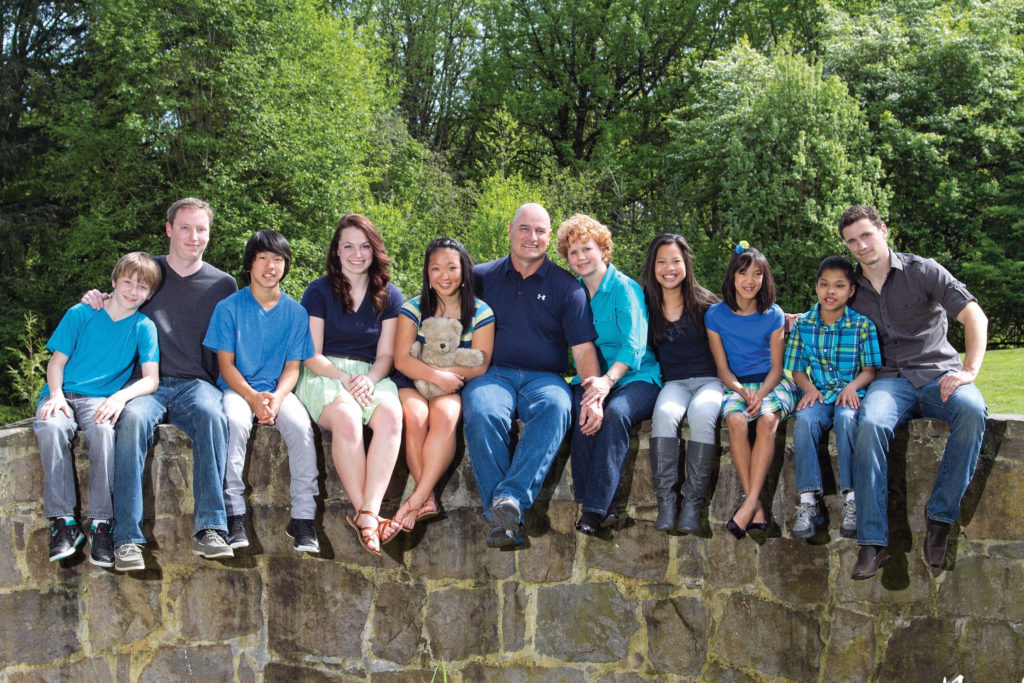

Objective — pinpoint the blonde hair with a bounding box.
[556,213,612,262]
[111,252,162,290]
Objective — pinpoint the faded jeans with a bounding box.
[34,394,115,520]
[113,377,228,547]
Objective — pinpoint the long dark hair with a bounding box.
[419,236,475,333]
[641,234,718,345]
[721,245,775,314]
[326,214,391,315]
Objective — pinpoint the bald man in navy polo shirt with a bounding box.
[463,203,602,548]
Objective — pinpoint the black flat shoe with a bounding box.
[746,519,768,542]
[726,504,747,539]
[575,511,604,536]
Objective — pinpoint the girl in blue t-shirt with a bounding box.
[295,214,404,556]
[705,243,796,541]
[392,237,494,534]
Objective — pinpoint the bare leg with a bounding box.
[726,412,755,527]
[400,388,429,486]
[318,400,366,512]
[734,413,781,527]
[395,394,460,529]
[361,395,403,516]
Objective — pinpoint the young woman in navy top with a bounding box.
[295,214,404,556]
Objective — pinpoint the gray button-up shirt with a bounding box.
[849,251,975,388]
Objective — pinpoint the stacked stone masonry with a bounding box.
[1,415,1021,681]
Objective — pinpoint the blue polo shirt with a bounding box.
[474,255,596,374]
[571,264,660,387]
[203,287,315,392]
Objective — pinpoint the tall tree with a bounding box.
[0,0,86,381]
[467,0,729,171]
[335,0,482,153]
[668,44,888,310]
[822,0,1024,343]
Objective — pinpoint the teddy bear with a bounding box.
[409,316,484,399]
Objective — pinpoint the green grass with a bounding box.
[972,347,1024,415]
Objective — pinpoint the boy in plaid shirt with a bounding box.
[784,256,881,540]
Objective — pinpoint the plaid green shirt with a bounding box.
[784,303,881,404]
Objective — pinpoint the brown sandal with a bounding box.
[378,515,403,545]
[416,496,441,523]
[347,510,382,556]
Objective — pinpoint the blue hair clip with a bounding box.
[735,240,750,255]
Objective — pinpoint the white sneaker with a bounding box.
[114,543,145,572]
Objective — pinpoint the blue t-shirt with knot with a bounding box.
[705,302,785,381]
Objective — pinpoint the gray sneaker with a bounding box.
[486,497,523,548]
[192,529,234,559]
[790,501,825,539]
[114,543,145,572]
[840,499,857,538]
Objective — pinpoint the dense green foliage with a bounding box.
[2,0,1022,417]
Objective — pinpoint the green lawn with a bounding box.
[972,347,1024,415]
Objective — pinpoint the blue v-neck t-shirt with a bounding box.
[203,287,315,392]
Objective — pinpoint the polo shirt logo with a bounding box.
[537,294,546,301]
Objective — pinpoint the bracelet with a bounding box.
[604,373,617,386]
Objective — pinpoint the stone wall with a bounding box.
[0,415,1021,681]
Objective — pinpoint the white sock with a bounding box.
[845,491,855,503]
[800,492,817,505]
[92,518,109,526]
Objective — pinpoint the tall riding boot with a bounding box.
[648,436,681,531]
[676,441,717,535]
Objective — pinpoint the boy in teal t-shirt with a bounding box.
[34,252,161,568]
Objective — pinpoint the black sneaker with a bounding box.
[286,518,320,553]
[49,519,84,562]
[89,521,115,567]
[226,514,249,549]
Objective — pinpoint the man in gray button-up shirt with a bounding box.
[838,205,988,580]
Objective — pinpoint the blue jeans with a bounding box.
[462,367,572,519]
[570,381,659,515]
[113,377,229,546]
[852,375,987,546]
[791,400,858,495]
